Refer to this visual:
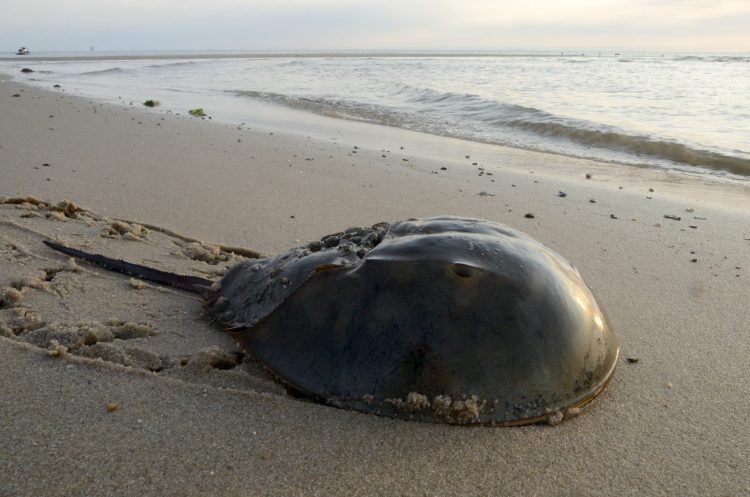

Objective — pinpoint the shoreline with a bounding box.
[5,53,749,184]
[1,78,749,496]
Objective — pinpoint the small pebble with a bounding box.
[610,214,618,219]
[585,173,592,179]
[558,191,567,198]
[524,213,535,219]
[627,357,639,364]
[589,199,597,203]
[106,403,119,412]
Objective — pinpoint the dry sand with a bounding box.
[1,77,749,497]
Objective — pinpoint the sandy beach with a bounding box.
[1,76,749,496]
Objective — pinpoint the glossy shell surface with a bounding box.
[212,216,619,425]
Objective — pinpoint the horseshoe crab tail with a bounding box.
[43,240,213,296]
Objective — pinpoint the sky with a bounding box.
[2,0,749,53]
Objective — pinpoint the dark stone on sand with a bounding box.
[627,357,639,364]
[525,213,535,219]
[589,199,597,203]
[440,167,447,171]
[691,258,698,263]
[585,173,592,179]
[21,68,34,73]
[610,214,618,219]
[558,191,567,198]
[53,84,61,88]
[42,163,50,167]
[664,215,681,221]
[12,94,20,97]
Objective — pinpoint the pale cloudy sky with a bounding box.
[2,0,748,52]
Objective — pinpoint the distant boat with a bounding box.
[16,47,30,55]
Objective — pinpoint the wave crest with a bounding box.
[233,88,750,176]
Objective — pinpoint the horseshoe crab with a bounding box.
[44,216,618,425]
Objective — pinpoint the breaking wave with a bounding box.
[145,61,201,69]
[234,88,750,176]
[75,67,129,76]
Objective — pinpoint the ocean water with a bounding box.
[3,51,749,182]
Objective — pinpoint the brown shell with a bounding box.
[212,216,619,425]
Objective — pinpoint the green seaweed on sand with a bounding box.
[188,108,206,117]
[143,99,160,108]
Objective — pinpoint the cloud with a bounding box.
[1,0,748,51]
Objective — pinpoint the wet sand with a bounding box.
[1,77,749,496]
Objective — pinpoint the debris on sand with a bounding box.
[524,213,535,219]
[664,215,681,221]
[47,340,68,357]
